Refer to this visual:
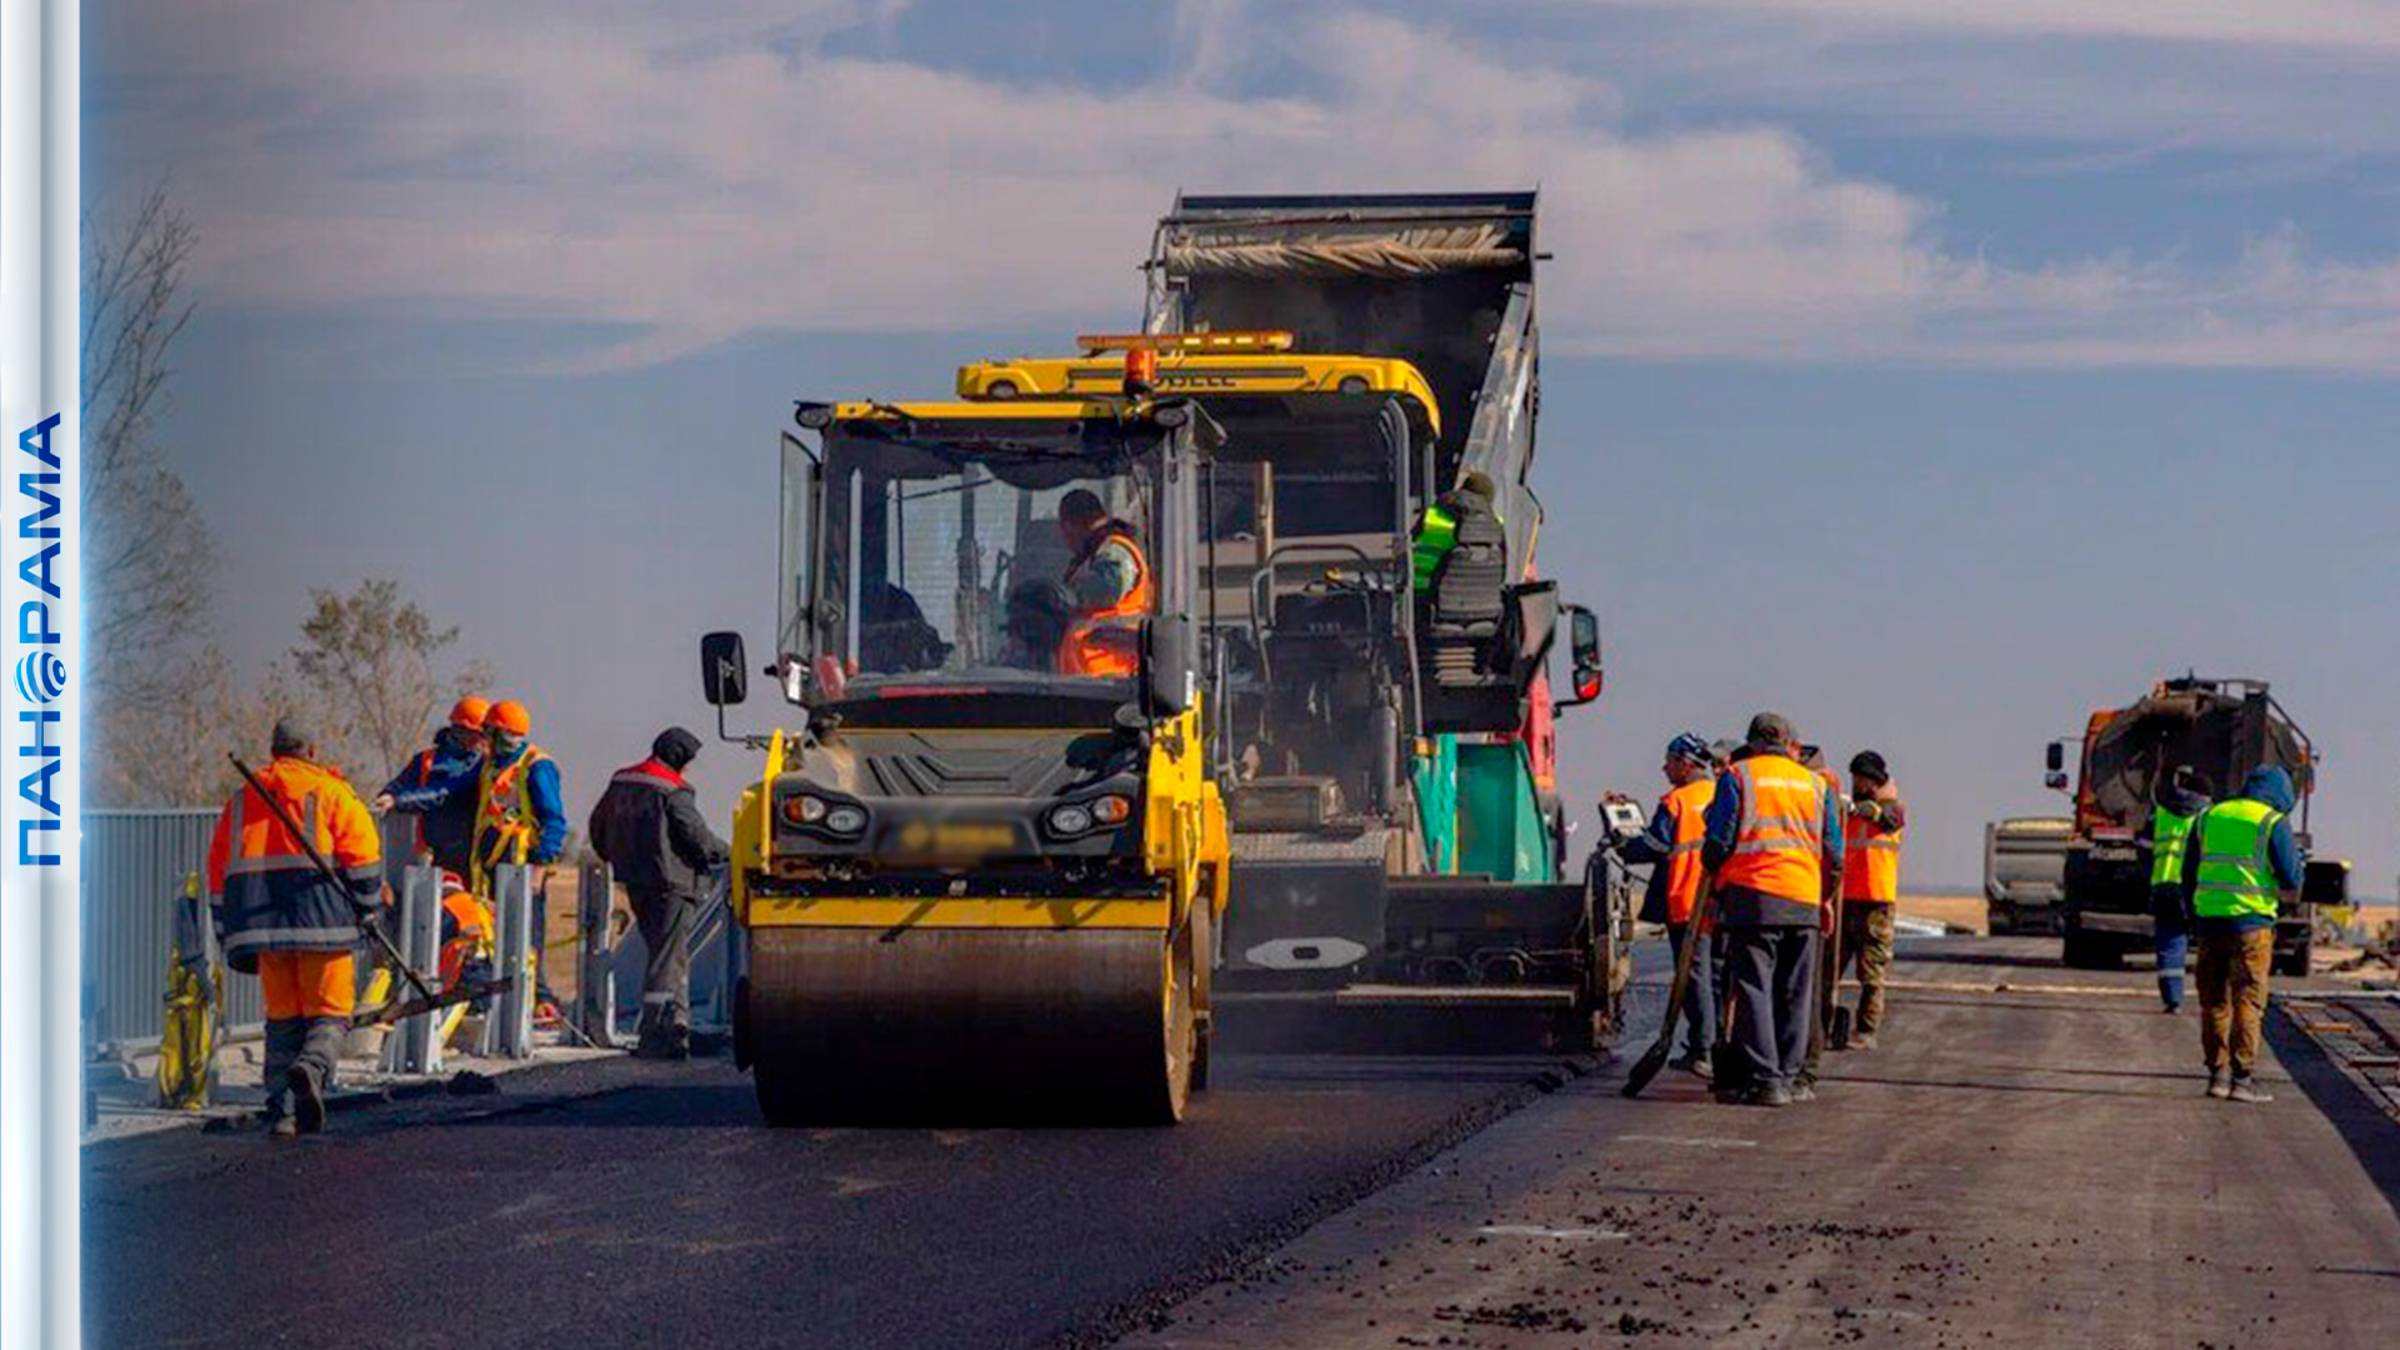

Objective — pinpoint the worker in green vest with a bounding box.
[2178,765,2303,1103]
[2143,766,2211,1014]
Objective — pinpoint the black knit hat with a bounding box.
[1849,750,1889,784]
[652,726,702,771]
[271,719,312,757]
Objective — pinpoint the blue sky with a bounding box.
[89,0,2400,890]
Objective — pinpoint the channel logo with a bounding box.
[15,650,65,704]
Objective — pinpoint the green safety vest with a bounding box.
[2190,798,2287,922]
[1411,504,1459,590]
[2148,806,2200,888]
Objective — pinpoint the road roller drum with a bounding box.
[745,918,1196,1126]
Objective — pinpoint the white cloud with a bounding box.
[1581,0,2400,53]
[90,1,2400,373]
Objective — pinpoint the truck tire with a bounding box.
[2061,917,2117,970]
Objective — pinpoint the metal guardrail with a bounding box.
[86,810,740,1060]
[83,809,422,1058]
[83,811,254,1053]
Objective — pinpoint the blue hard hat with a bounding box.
[1665,732,1713,765]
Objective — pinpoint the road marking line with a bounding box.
[1618,1134,1757,1148]
[1476,1225,1629,1241]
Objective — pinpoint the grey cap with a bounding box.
[1745,712,1796,749]
[271,718,312,757]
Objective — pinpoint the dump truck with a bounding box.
[2042,675,2347,974]
[700,393,1230,1124]
[966,190,1627,1048]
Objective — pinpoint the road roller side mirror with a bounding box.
[1557,604,1603,710]
[702,631,750,707]
[2043,740,2068,792]
[1141,615,1194,717]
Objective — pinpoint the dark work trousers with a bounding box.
[1665,924,1722,1062]
[1727,922,1820,1090]
[631,887,700,1052]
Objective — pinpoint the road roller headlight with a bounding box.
[781,793,868,837]
[1045,793,1132,838]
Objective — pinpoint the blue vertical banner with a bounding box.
[0,0,81,1345]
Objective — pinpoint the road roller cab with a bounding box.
[701,395,1231,1125]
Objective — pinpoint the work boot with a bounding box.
[1668,1054,1712,1082]
[265,1113,298,1140]
[2205,1068,2231,1100]
[633,1035,691,1063]
[1848,1032,1878,1052]
[260,1018,304,1134]
[1790,1081,1818,1103]
[289,1017,346,1135]
[1742,1082,1792,1109]
[2226,1076,2274,1105]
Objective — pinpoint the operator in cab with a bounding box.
[1057,488,1153,676]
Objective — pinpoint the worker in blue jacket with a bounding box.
[376,695,490,875]
[390,699,569,1014]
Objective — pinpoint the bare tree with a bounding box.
[288,579,493,787]
[84,183,218,805]
[94,647,328,806]
[84,183,211,701]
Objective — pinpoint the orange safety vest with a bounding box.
[1060,522,1153,677]
[1716,753,1827,906]
[438,888,496,988]
[1660,777,1716,925]
[1842,811,1902,903]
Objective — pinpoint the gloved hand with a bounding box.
[1850,798,1887,824]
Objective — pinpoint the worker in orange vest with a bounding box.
[1056,488,1153,677]
[205,720,385,1136]
[1702,713,1845,1107]
[1610,732,1721,1078]
[436,870,497,994]
[1832,751,1906,1050]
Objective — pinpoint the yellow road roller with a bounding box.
[700,389,1230,1125]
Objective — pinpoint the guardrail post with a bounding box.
[490,864,535,1059]
[577,862,618,1048]
[383,865,444,1076]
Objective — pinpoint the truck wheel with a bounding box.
[2274,931,2312,978]
[2061,919,2114,970]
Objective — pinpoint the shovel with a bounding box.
[1623,885,1719,1098]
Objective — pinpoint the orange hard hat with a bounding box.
[484,699,531,736]
[448,696,491,731]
